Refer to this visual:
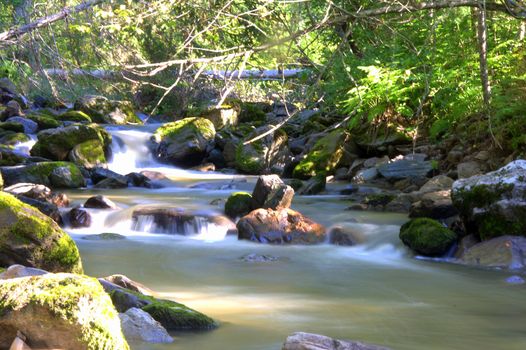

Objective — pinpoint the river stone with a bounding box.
[5,117,37,134]
[50,165,87,188]
[419,175,454,193]
[457,161,483,179]
[94,176,128,189]
[0,264,49,279]
[282,332,391,350]
[68,139,107,168]
[103,274,154,296]
[0,162,86,189]
[399,218,457,256]
[225,192,253,219]
[297,174,326,195]
[377,159,432,181]
[126,172,154,188]
[119,308,174,344]
[0,192,82,273]
[91,167,128,185]
[17,196,63,224]
[81,233,126,241]
[202,105,239,130]
[352,167,378,184]
[451,160,526,240]
[328,226,366,246]
[74,95,141,124]
[459,236,526,270]
[0,100,23,120]
[0,273,129,350]
[237,208,326,244]
[4,183,69,207]
[409,190,458,220]
[252,174,294,210]
[69,207,92,228]
[84,195,118,209]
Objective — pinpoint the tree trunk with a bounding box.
[519,21,526,41]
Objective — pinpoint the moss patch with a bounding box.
[399,218,457,256]
[154,117,215,141]
[225,192,253,218]
[58,110,92,123]
[69,139,107,168]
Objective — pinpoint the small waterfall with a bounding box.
[12,134,37,155]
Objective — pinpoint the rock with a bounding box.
[225,192,253,219]
[91,167,128,185]
[0,100,23,120]
[126,172,153,188]
[282,332,391,350]
[17,196,63,224]
[57,110,92,123]
[191,162,216,172]
[5,117,38,134]
[419,175,454,193]
[99,280,216,330]
[119,308,174,343]
[0,145,26,166]
[377,159,433,181]
[352,167,379,184]
[252,174,294,210]
[457,161,483,179]
[505,276,525,284]
[328,226,366,246]
[459,236,526,270]
[24,112,61,130]
[103,274,154,296]
[202,105,239,129]
[30,124,111,162]
[0,264,48,279]
[81,233,126,241]
[293,129,349,179]
[94,177,128,189]
[239,253,281,262]
[0,121,25,133]
[152,117,216,167]
[0,192,82,273]
[297,174,326,195]
[84,195,118,209]
[68,139,107,168]
[409,190,458,220]
[131,206,237,236]
[74,95,141,124]
[237,208,326,244]
[4,183,69,207]
[49,164,87,188]
[453,234,479,259]
[399,218,457,256]
[0,131,30,146]
[68,207,92,228]
[334,167,349,180]
[0,273,129,349]
[235,125,290,175]
[451,160,526,240]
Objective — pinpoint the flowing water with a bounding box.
[63,126,526,350]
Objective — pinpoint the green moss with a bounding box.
[0,192,83,273]
[399,218,457,256]
[0,122,24,133]
[69,139,106,168]
[293,129,348,179]
[0,274,129,350]
[225,192,253,218]
[58,110,92,123]
[239,102,267,123]
[476,209,526,240]
[154,117,215,140]
[454,183,515,214]
[0,132,30,145]
[364,193,396,206]
[25,113,62,129]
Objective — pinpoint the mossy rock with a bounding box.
[0,145,26,166]
[152,117,216,167]
[0,273,128,350]
[225,192,253,218]
[293,129,348,179]
[31,123,111,161]
[25,112,62,130]
[0,122,24,133]
[68,139,107,168]
[74,95,141,124]
[399,218,457,256]
[0,131,30,146]
[0,192,83,273]
[238,102,268,123]
[58,110,92,123]
[0,161,86,189]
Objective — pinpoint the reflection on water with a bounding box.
[63,126,526,350]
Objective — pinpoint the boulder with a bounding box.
[4,183,69,207]
[352,167,379,184]
[103,274,154,296]
[282,332,391,350]
[30,124,111,163]
[25,112,61,130]
[293,129,349,179]
[0,131,30,146]
[119,308,173,343]
[0,264,48,279]
[202,105,239,129]
[457,161,483,179]
[17,196,63,224]
[399,218,457,256]
[0,145,26,166]
[225,192,254,219]
[409,190,458,220]
[377,159,433,181]
[0,273,129,349]
[94,177,128,189]
[235,125,289,175]
[458,236,526,270]
[5,117,38,134]
[237,208,326,244]
[252,174,294,210]
[91,167,128,185]
[152,117,216,167]
[297,174,326,195]
[126,172,153,188]
[57,110,92,123]
[68,207,92,228]
[0,192,83,273]
[451,160,526,240]
[328,226,366,246]
[0,100,23,120]
[84,195,118,209]
[419,175,454,193]
[74,95,141,124]
[68,139,107,168]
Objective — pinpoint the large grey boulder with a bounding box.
[119,308,173,344]
[282,332,391,350]
[451,160,526,240]
[377,158,432,181]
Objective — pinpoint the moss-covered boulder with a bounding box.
[225,192,253,218]
[0,145,26,166]
[0,273,128,349]
[235,125,289,175]
[74,95,141,124]
[30,124,111,164]
[152,117,216,167]
[0,161,86,188]
[238,102,268,123]
[57,110,92,123]
[452,160,526,241]
[399,218,457,256]
[293,129,349,179]
[0,192,83,273]
[201,104,239,130]
[68,139,107,168]
[25,112,62,130]
[0,131,30,145]
[0,121,24,133]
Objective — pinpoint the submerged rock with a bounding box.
[0,273,129,350]
[119,308,174,344]
[0,192,83,273]
[399,218,457,256]
[152,117,216,167]
[239,253,281,262]
[237,208,326,244]
[459,236,526,270]
[68,207,92,228]
[282,332,391,350]
[451,160,526,240]
[81,233,126,241]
